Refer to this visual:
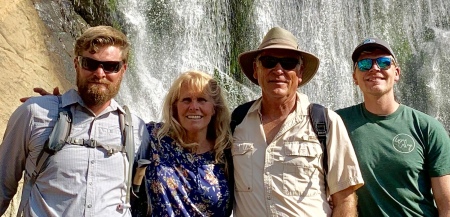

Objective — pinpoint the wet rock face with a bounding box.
[0,0,88,138]
[73,0,126,30]
[0,1,68,216]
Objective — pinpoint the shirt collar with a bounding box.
[248,91,311,116]
[60,89,125,114]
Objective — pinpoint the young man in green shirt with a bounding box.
[336,37,450,216]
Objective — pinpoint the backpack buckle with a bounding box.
[117,203,131,210]
[83,139,97,148]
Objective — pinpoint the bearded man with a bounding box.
[0,26,149,217]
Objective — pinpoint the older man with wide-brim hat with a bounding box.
[238,26,320,87]
[231,26,364,217]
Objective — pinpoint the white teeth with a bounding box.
[367,77,381,81]
[187,115,201,119]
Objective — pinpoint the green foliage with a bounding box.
[108,0,118,12]
[229,0,256,83]
[227,0,261,106]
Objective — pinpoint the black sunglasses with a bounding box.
[258,56,300,70]
[77,56,123,73]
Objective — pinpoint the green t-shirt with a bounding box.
[336,103,450,217]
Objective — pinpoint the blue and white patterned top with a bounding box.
[136,122,231,217]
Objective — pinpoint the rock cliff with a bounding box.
[0,0,74,216]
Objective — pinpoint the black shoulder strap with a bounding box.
[223,148,234,217]
[308,103,329,180]
[230,100,255,134]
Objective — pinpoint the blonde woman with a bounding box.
[135,70,233,216]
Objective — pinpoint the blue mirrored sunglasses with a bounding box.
[356,57,392,71]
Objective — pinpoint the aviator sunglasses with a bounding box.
[356,57,393,71]
[77,56,123,73]
[258,56,300,70]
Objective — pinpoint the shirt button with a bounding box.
[89,182,93,185]
[87,204,92,208]
[91,160,95,164]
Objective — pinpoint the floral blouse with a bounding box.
[136,122,231,217]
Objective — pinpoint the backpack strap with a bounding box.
[308,103,329,193]
[17,96,72,217]
[118,105,135,209]
[230,100,255,134]
[18,99,135,215]
[223,148,234,217]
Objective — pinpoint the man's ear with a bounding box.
[352,72,358,85]
[73,57,79,69]
[297,63,304,84]
[394,66,401,82]
[122,63,127,74]
[253,61,258,80]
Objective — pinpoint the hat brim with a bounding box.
[238,47,320,87]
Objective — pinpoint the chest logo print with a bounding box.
[392,134,415,153]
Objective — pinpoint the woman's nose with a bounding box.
[188,101,199,110]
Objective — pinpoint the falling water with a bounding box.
[116,0,450,131]
[116,0,258,122]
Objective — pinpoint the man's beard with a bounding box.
[77,74,122,107]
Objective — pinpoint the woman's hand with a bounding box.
[20,87,61,102]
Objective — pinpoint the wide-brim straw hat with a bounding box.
[238,27,320,87]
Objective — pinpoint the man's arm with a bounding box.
[0,104,32,215]
[431,175,450,217]
[331,186,358,217]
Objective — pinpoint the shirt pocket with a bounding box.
[232,142,254,192]
[97,125,122,143]
[282,141,323,196]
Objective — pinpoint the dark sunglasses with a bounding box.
[258,56,300,70]
[356,57,393,71]
[77,56,123,73]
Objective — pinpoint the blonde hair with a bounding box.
[158,70,232,164]
[74,25,130,63]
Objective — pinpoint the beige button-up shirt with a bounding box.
[232,92,364,217]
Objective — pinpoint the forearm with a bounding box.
[332,196,357,217]
[439,210,450,217]
[331,187,358,217]
[437,194,450,217]
[432,175,450,217]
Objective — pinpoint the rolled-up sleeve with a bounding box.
[326,110,364,195]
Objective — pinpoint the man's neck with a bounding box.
[363,94,399,116]
[260,95,296,121]
[87,102,111,116]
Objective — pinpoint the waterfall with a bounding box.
[116,0,450,131]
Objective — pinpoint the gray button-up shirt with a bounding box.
[0,89,149,217]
